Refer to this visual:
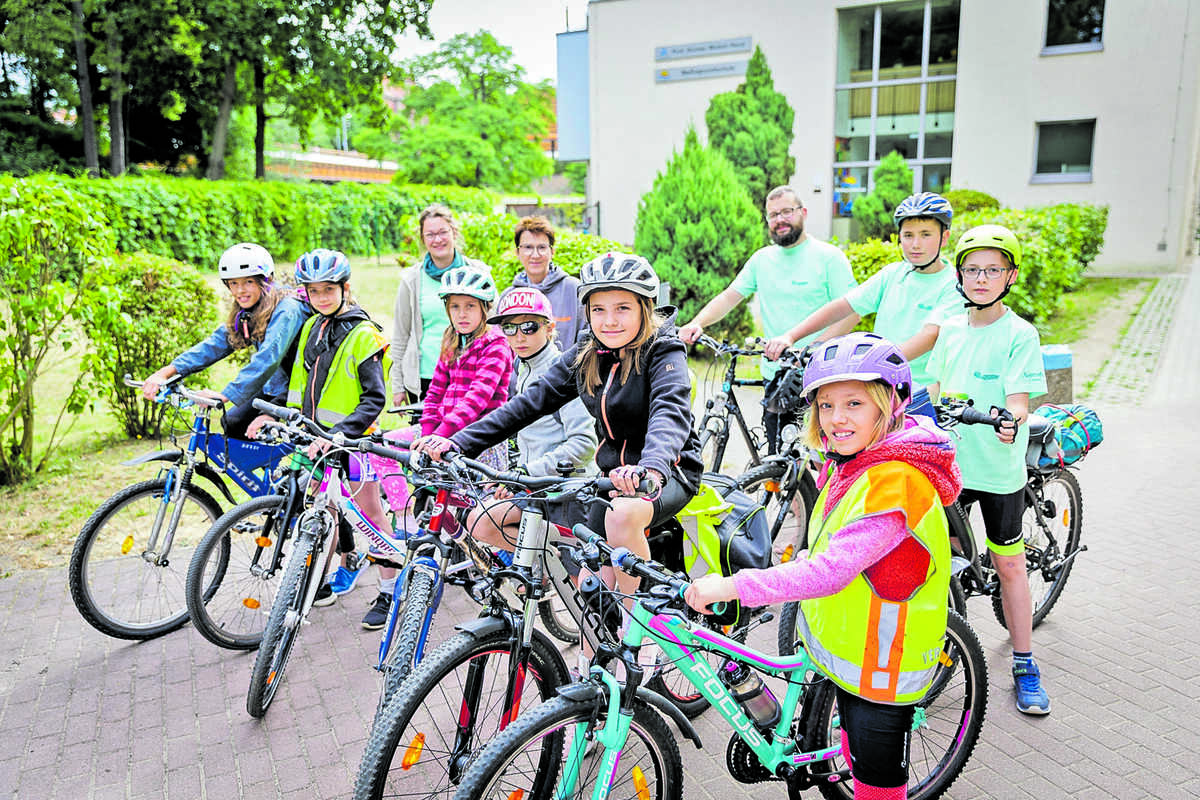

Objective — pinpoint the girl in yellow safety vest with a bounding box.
[686,332,962,800]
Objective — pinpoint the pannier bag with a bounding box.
[1032,403,1104,468]
[677,472,771,626]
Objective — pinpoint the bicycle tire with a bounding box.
[697,427,728,474]
[186,494,294,650]
[68,477,222,640]
[537,585,581,644]
[452,694,683,800]
[992,469,1083,630]
[803,609,986,800]
[246,521,322,718]
[377,569,438,714]
[736,460,818,565]
[356,627,569,800]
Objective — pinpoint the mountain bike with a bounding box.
[936,397,1087,629]
[453,529,988,800]
[68,375,290,640]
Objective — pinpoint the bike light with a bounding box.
[633,766,650,800]
[255,536,272,547]
[242,597,260,609]
[121,535,134,555]
[402,732,426,770]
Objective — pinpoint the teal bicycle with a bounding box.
[453,529,987,800]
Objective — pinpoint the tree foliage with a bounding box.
[634,127,762,341]
[704,46,796,207]
[851,151,914,239]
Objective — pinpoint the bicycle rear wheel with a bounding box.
[452,694,682,800]
[803,610,987,800]
[69,477,222,640]
[356,627,569,800]
[993,469,1083,630]
[187,495,294,650]
[737,460,817,565]
[246,522,322,718]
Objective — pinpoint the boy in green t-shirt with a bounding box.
[764,192,961,421]
[926,224,1051,716]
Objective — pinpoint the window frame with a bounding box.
[1031,118,1097,184]
[1040,0,1105,56]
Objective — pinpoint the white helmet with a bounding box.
[218,243,273,281]
[439,266,497,303]
[577,253,660,303]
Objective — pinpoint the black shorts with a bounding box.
[835,687,915,788]
[584,473,695,535]
[958,487,1026,556]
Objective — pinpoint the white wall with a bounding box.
[588,0,840,246]
[953,0,1200,270]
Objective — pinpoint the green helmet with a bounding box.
[954,224,1021,269]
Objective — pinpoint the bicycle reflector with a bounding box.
[506,791,525,800]
[121,535,135,555]
[402,733,426,770]
[633,766,650,800]
[242,597,260,610]
[255,536,272,548]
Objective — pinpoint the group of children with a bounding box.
[148,194,1051,800]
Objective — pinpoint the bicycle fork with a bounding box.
[146,463,195,566]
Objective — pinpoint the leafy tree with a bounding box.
[704,46,796,207]
[634,127,762,341]
[851,151,914,239]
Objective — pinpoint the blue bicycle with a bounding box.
[68,376,290,640]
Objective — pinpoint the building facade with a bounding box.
[558,0,1200,269]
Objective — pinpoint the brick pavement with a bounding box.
[3,262,1200,799]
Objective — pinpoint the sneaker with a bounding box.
[312,582,337,608]
[328,553,365,596]
[361,592,392,630]
[1012,658,1051,715]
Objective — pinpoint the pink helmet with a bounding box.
[487,286,554,324]
[802,332,912,405]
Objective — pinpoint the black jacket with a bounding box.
[451,313,703,490]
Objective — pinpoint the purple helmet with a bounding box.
[802,332,912,404]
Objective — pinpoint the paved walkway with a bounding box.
[2,261,1199,799]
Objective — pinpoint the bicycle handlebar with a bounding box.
[695,334,763,358]
[572,524,688,597]
[935,398,1013,431]
[251,399,413,466]
[442,452,655,498]
[124,373,222,408]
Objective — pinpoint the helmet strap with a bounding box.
[955,275,1013,310]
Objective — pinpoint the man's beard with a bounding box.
[770,222,803,247]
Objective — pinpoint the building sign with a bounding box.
[655,60,748,83]
[655,36,752,61]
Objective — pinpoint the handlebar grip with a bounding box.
[359,440,411,466]
[959,406,1004,430]
[251,398,299,421]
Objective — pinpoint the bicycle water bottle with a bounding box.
[720,661,780,729]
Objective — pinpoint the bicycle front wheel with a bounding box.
[69,477,222,640]
[993,470,1084,630]
[357,627,569,800]
[537,585,581,645]
[452,694,682,800]
[246,522,322,718]
[737,460,817,565]
[377,569,438,714]
[187,495,294,650]
[803,609,987,800]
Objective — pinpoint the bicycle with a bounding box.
[935,397,1087,629]
[68,375,290,640]
[453,529,988,800]
[693,335,770,473]
[353,457,765,800]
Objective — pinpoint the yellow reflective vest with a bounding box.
[287,315,389,430]
[795,461,950,705]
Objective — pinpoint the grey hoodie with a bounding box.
[512,265,587,348]
[510,341,597,476]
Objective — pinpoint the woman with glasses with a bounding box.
[460,286,598,551]
[509,215,587,347]
[391,205,492,405]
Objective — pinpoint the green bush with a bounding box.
[942,188,1000,215]
[851,152,913,239]
[951,203,1109,324]
[843,238,903,284]
[85,253,220,437]
[634,127,762,340]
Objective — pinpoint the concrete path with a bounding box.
[2,260,1198,799]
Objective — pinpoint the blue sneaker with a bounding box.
[328,552,365,596]
[1012,658,1051,715]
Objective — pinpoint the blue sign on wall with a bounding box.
[556,30,590,162]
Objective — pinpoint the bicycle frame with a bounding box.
[696,348,767,470]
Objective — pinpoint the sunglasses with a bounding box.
[500,320,546,336]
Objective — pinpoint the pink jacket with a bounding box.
[421,326,513,438]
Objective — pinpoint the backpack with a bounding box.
[676,472,771,626]
[1033,403,1104,467]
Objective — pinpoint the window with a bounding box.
[1044,0,1104,54]
[1033,120,1095,183]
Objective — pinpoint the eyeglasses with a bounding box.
[423,229,452,242]
[765,206,801,222]
[501,320,546,336]
[961,266,1013,280]
[519,244,552,255]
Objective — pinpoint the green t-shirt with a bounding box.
[729,237,857,379]
[927,311,1047,493]
[418,271,447,380]
[845,260,962,387]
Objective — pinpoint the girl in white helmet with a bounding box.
[140,242,311,439]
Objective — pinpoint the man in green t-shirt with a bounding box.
[762,192,961,421]
[679,185,856,451]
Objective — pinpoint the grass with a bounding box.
[1036,276,1154,345]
